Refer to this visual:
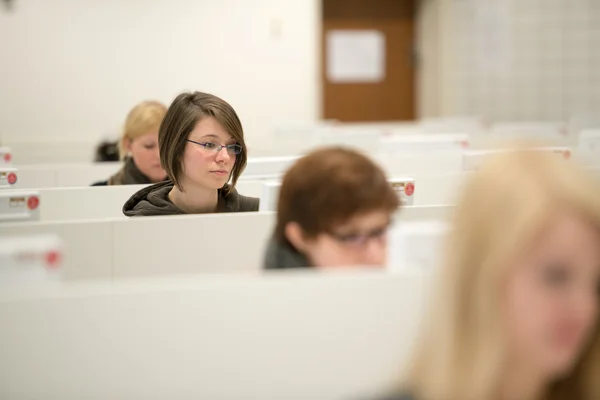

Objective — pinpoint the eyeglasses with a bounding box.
[187,139,243,156]
[330,222,392,248]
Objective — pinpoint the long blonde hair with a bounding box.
[119,100,167,159]
[404,143,600,400]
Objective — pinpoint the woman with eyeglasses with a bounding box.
[123,91,259,216]
[263,147,400,269]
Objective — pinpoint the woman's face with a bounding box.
[128,131,166,183]
[504,210,600,378]
[293,210,392,268]
[180,117,238,191]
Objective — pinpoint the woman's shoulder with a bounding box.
[223,185,259,212]
[237,194,260,212]
[123,181,183,217]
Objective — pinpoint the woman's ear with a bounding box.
[124,137,133,154]
[284,222,308,252]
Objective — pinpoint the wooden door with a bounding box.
[322,0,416,122]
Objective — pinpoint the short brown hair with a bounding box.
[119,100,167,159]
[159,92,247,195]
[275,147,400,240]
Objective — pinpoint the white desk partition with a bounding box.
[0,234,63,283]
[418,116,485,134]
[579,129,600,152]
[462,147,571,171]
[3,185,147,222]
[389,220,449,273]
[234,179,264,198]
[0,190,40,222]
[570,114,600,132]
[395,205,453,221]
[0,272,429,400]
[0,213,270,280]
[111,212,275,278]
[2,182,264,223]
[411,172,468,206]
[13,158,297,189]
[13,162,122,189]
[0,147,12,166]
[241,156,300,179]
[380,133,469,153]
[0,206,454,281]
[320,128,383,153]
[4,140,98,164]
[379,152,464,175]
[487,122,580,146]
[259,173,465,211]
[242,152,466,182]
[489,121,567,137]
[259,181,280,212]
[0,219,112,280]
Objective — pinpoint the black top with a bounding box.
[263,236,312,269]
[373,392,416,400]
[108,157,158,186]
[122,181,259,217]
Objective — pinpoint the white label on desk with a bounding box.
[0,235,62,282]
[0,167,18,188]
[0,190,41,221]
[0,147,12,166]
[389,178,415,206]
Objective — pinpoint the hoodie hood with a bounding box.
[263,236,311,269]
[123,181,259,217]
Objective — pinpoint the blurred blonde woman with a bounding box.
[107,100,168,185]
[388,144,600,400]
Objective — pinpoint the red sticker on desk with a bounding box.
[3,153,11,163]
[27,196,39,210]
[404,182,415,196]
[459,140,469,148]
[564,150,571,159]
[7,172,17,185]
[45,250,61,269]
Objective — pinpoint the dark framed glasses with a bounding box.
[330,221,393,247]
[187,139,243,155]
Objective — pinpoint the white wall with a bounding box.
[435,0,600,122]
[0,0,320,144]
[415,0,441,117]
[3,0,598,147]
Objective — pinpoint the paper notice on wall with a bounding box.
[326,30,386,83]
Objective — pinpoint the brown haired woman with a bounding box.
[123,92,259,216]
[264,147,400,269]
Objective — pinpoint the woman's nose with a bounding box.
[215,147,231,162]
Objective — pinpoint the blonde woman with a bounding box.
[107,100,168,185]
[387,145,600,400]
